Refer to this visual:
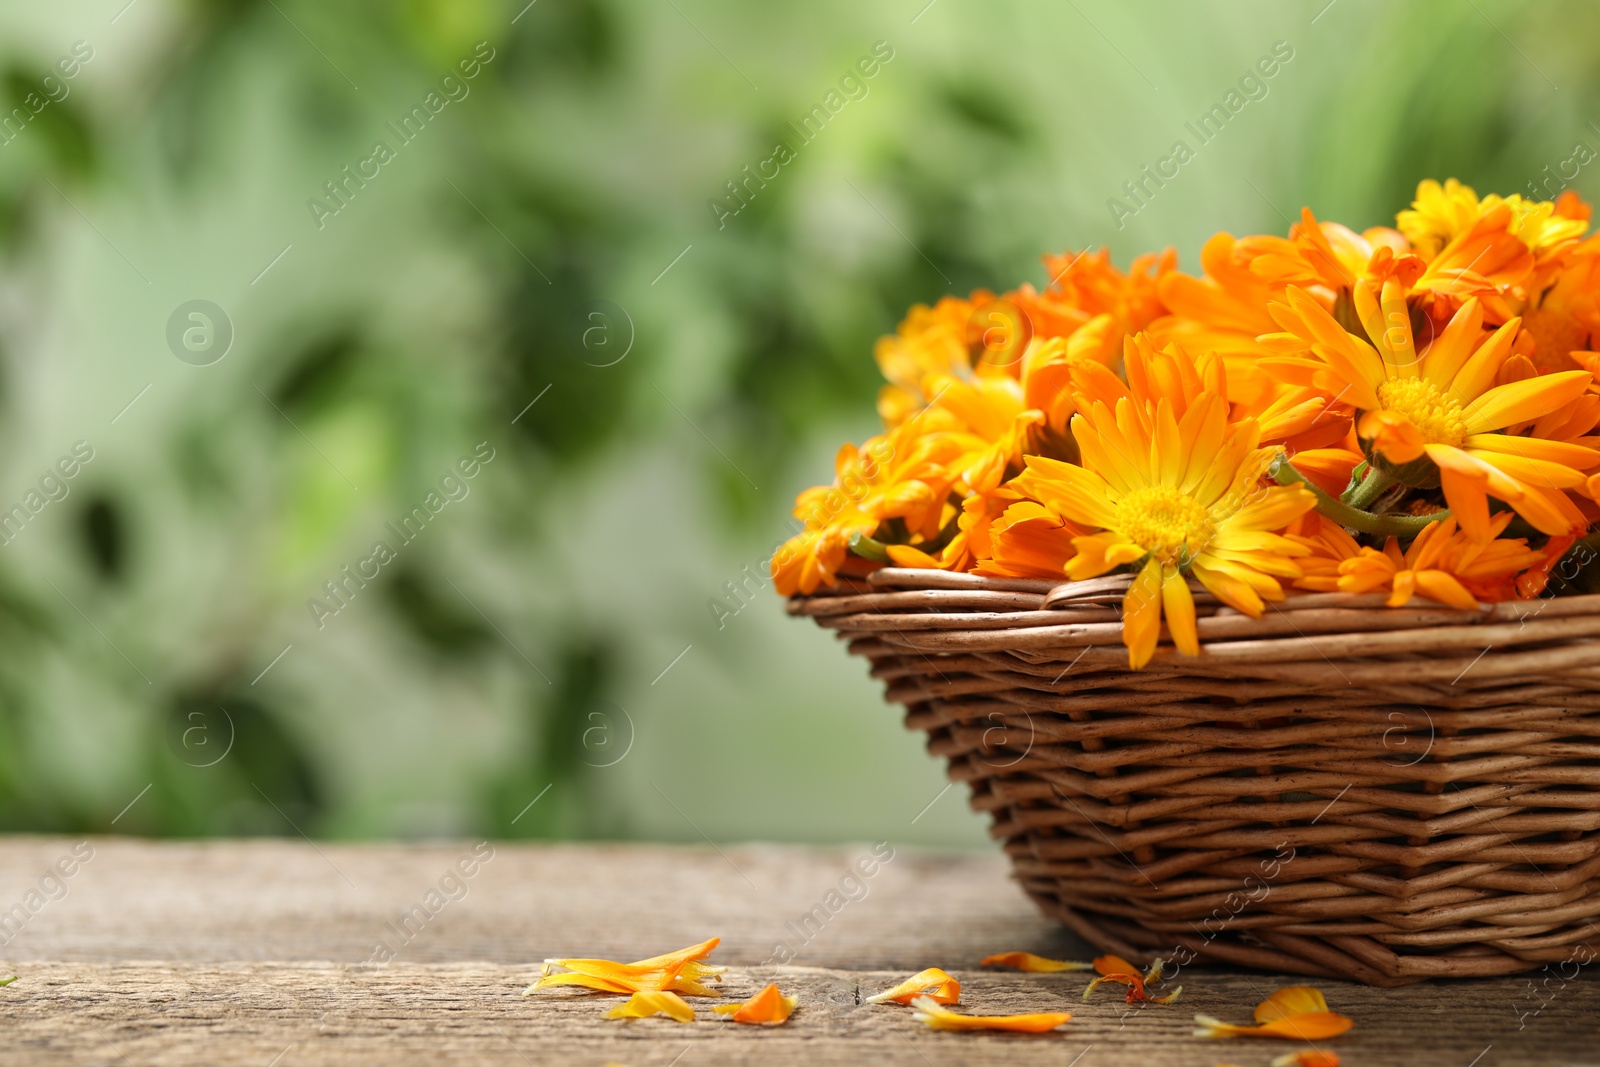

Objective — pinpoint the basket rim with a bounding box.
[789,566,1600,681]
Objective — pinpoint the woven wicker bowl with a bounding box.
[792,566,1600,986]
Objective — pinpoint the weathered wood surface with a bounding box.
[0,837,1593,1065]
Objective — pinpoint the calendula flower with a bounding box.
[712,983,797,1025]
[1246,207,1423,312]
[909,995,1071,1034]
[1286,513,1363,592]
[1194,985,1354,1040]
[971,496,1087,579]
[980,952,1093,973]
[779,179,1600,604]
[527,937,725,997]
[1013,382,1315,668]
[1401,178,1585,267]
[1518,227,1600,377]
[874,292,1001,426]
[1081,955,1181,1005]
[1015,246,1176,358]
[1262,282,1596,540]
[918,372,1044,493]
[1150,233,1284,409]
[866,967,961,1005]
[1335,513,1546,609]
[772,422,965,595]
[604,990,696,1022]
[1396,181,1548,320]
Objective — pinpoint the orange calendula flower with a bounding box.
[527,937,725,997]
[605,990,696,1022]
[874,292,1002,427]
[1247,206,1417,296]
[909,995,1071,1033]
[1149,232,1285,409]
[980,952,1093,973]
[772,421,965,595]
[777,179,1600,616]
[1194,986,1354,1041]
[1262,282,1595,540]
[712,983,797,1025]
[1336,513,1546,609]
[1082,955,1181,1005]
[1013,373,1315,668]
[866,967,961,1005]
[972,497,1087,578]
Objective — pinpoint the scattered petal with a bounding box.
[713,983,798,1026]
[1092,954,1141,976]
[910,995,1071,1033]
[605,990,696,1023]
[1194,986,1353,1040]
[1083,956,1180,1004]
[1273,1052,1342,1067]
[866,967,961,1005]
[1255,986,1330,1024]
[526,937,726,997]
[981,952,1093,973]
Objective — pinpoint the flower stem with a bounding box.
[1269,452,1448,538]
[849,532,891,562]
[1342,465,1395,510]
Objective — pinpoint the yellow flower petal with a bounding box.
[1461,369,1591,434]
[980,952,1093,973]
[910,996,1071,1033]
[528,938,724,997]
[866,967,961,1005]
[605,990,696,1023]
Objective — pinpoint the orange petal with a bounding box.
[1357,409,1426,464]
[1272,1052,1342,1067]
[981,952,1093,973]
[605,990,696,1022]
[1255,986,1331,1023]
[866,967,961,1005]
[910,995,1071,1033]
[1092,954,1141,977]
[713,983,797,1025]
[1196,986,1354,1041]
[1255,1013,1355,1040]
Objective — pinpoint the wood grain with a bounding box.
[0,838,1592,1065]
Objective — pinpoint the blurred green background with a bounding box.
[0,0,1591,845]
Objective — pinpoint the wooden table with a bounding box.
[0,837,1591,1065]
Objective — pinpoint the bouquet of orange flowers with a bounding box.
[774,179,1600,668]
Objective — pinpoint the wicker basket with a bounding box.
[791,566,1600,986]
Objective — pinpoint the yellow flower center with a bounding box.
[1376,376,1467,447]
[1115,486,1213,564]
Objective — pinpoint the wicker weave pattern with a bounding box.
[792,567,1600,986]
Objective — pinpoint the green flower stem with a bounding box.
[848,533,891,562]
[1342,465,1395,510]
[1268,452,1448,538]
